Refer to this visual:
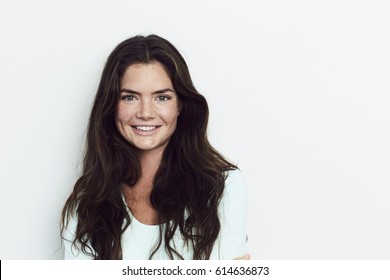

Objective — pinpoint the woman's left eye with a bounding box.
[121,95,136,101]
[157,96,170,101]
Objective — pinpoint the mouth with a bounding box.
[132,125,160,131]
[131,125,162,135]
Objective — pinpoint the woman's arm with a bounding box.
[210,169,249,260]
[62,213,93,260]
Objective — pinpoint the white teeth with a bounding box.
[136,126,156,131]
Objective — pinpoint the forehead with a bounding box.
[120,61,173,91]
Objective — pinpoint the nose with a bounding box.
[136,100,155,120]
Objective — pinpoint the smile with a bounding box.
[131,125,161,135]
[135,126,157,131]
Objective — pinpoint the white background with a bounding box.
[0,0,389,259]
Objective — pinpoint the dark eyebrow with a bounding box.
[120,88,140,94]
[120,88,175,94]
[154,88,175,94]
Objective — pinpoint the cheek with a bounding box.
[116,105,130,123]
[115,106,132,136]
[162,107,180,126]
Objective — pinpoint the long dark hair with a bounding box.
[61,34,237,259]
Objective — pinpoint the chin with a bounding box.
[134,143,160,151]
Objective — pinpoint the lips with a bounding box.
[131,125,161,135]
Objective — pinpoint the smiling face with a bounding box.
[116,61,180,155]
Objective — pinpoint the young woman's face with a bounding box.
[116,61,180,154]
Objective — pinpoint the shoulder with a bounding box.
[223,169,247,197]
[219,169,247,209]
[225,169,245,185]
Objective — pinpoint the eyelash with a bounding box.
[121,95,136,101]
[120,95,171,102]
[157,96,171,101]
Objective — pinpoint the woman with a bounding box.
[61,34,248,260]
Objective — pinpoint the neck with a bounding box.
[123,148,164,197]
[137,148,164,183]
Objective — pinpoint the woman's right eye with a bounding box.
[121,95,135,101]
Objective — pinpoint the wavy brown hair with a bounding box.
[61,34,237,259]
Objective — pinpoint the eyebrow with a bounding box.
[119,88,175,94]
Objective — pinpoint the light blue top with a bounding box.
[63,169,247,260]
